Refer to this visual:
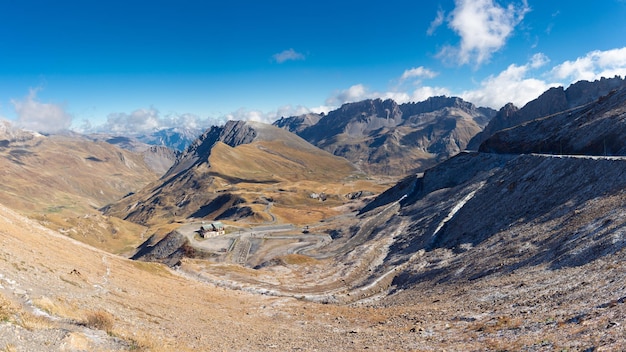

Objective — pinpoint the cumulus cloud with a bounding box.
[438,0,530,66]
[324,84,370,106]
[272,49,305,63]
[324,83,450,108]
[400,67,439,81]
[225,104,317,123]
[461,53,558,108]
[551,47,626,83]
[11,88,73,133]
[86,108,216,135]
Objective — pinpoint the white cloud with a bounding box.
[461,53,558,108]
[551,47,626,83]
[224,105,316,124]
[225,108,267,123]
[439,0,530,66]
[86,108,216,134]
[529,52,550,68]
[400,67,439,81]
[325,83,451,108]
[272,48,305,63]
[325,84,371,106]
[427,9,445,36]
[11,88,73,133]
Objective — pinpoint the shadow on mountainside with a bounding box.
[369,152,626,289]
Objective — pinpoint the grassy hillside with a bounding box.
[105,136,388,227]
[0,133,159,253]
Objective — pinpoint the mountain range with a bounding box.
[2,77,626,350]
[274,96,496,175]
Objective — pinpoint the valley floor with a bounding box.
[1,202,626,351]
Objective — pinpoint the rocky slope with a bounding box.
[274,96,496,175]
[480,85,626,155]
[468,76,626,149]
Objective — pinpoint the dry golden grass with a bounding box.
[1,292,57,333]
[130,260,172,277]
[280,254,321,265]
[32,296,81,322]
[17,312,56,331]
[210,140,357,183]
[112,331,196,352]
[84,309,114,333]
[0,293,18,323]
[34,212,149,255]
[0,135,158,253]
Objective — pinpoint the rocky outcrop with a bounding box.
[480,86,626,155]
[274,113,322,134]
[469,76,626,149]
[140,145,179,175]
[299,98,404,144]
[358,151,626,291]
[218,120,258,147]
[132,231,190,267]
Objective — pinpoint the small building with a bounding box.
[199,221,225,238]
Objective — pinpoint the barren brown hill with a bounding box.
[103,120,387,227]
[0,124,159,253]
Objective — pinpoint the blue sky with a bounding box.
[1,0,626,134]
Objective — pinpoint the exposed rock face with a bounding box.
[468,76,626,149]
[274,96,496,175]
[480,86,626,155]
[132,231,190,267]
[356,151,626,292]
[298,99,404,144]
[273,113,322,134]
[141,145,179,175]
[217,120,258,147]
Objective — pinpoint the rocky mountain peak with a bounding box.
[337,98,401,118]
[273,113,322,134]
[164,120,258,178]
[400,95,482,116]
[218,120,258,147]
[469,77,626,149]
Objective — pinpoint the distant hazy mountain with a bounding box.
[135,127,204,152]
[467,76,626,149]
[274,96,496,176]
